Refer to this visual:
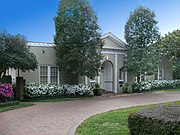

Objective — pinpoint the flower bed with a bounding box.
[24,84,93,98]
[133,80,180,92]
[0,84,13,101]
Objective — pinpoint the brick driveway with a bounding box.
[0,92,180,135]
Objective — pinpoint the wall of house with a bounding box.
[159,59,173,80]
[19,46,59,84]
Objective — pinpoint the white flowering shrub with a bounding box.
[134,80,180,92]
[24,84,93,98]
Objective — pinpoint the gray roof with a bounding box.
[28,41,55,47]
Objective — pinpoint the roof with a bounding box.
[101,32,127,47]
[28,32,127,47]
[28,41,54,47]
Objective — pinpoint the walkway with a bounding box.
[0,92,180,135]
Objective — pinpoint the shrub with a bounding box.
[122,83,132,93]
[0,76,12,84]
[24,84,93,98]
[128,104,180,135]
[0,84,13,102]
[93,83,102,96]
[133,80,180,92]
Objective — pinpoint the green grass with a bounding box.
[23,96,93,102]
[76,101,180,135]
[0,103,34,113]
[153,88,180,93]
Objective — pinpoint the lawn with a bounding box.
[0,103,34,113]
[76,101,180,135]
[23,96,93,102]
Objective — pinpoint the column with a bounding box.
[114,53,118,93]
[48,66,51,84]
[125,71,127,83]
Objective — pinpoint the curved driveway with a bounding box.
[0,92,180,135]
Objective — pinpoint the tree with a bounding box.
[0,31,38,77]
[124,7,160,82]
[54,0,103,84]
[158,29,180,79]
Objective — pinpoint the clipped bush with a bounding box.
[128,104,180,135]
[93,83,102,96]
[24,83,93,98]
[122,83,132,93]
[0,84,13,102]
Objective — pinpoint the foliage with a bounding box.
[0,75,12,83]
[133,80,180,92]
[157,29,180,79]
[128,104,180,135]
[124,7,160,82]
[0,103,33,113]
[76,101,180,135]
[122,83,132,93]
[24,84,93,98]
[0,31,38,77]
[0,83,13,101]
[93,83,102,96]
[54,0,103,84]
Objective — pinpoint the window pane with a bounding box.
[50,67,58,84]
[40,66,48,84]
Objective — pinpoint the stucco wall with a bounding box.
[19,46,59,84]
[159,59,173,80]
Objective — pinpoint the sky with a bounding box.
[0,0,180,43]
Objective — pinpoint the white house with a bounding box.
[8,32,172,93]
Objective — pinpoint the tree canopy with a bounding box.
[54,0,103,84]
[0,31,38,77]
[158,29,180,79]
[124,6,160,82]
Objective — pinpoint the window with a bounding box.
[155,68,164,80]
[50,67,58,84]
[119,67,124,80]
[40,66,59,84]
[40,66,48,84]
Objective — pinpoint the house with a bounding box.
[8,32,172,93]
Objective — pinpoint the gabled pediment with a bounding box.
[101,32,126,50]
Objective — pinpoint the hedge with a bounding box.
[133,80,180,92]
[128,104,180,135]
[24,83,93,98]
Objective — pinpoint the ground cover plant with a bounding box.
[0,102,33,113]
[76,101,180,135]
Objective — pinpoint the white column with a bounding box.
[48,66,51,84]
[85,76,88,84]
[157,68,159,80]
[114,53,118,93]
[125,71,127,83]
[58,70,60,85]
[97,76,100,84]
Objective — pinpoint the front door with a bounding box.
[100,61,113,91]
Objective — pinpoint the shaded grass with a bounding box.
[0,103,34,113]
[147,88,180,93]
[23,96,93,102]
[76,101,180,135]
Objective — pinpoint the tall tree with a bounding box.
[124,6,160,82]
[0,31,38,77]
[158,29,180,79]
[54,0,103,84]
